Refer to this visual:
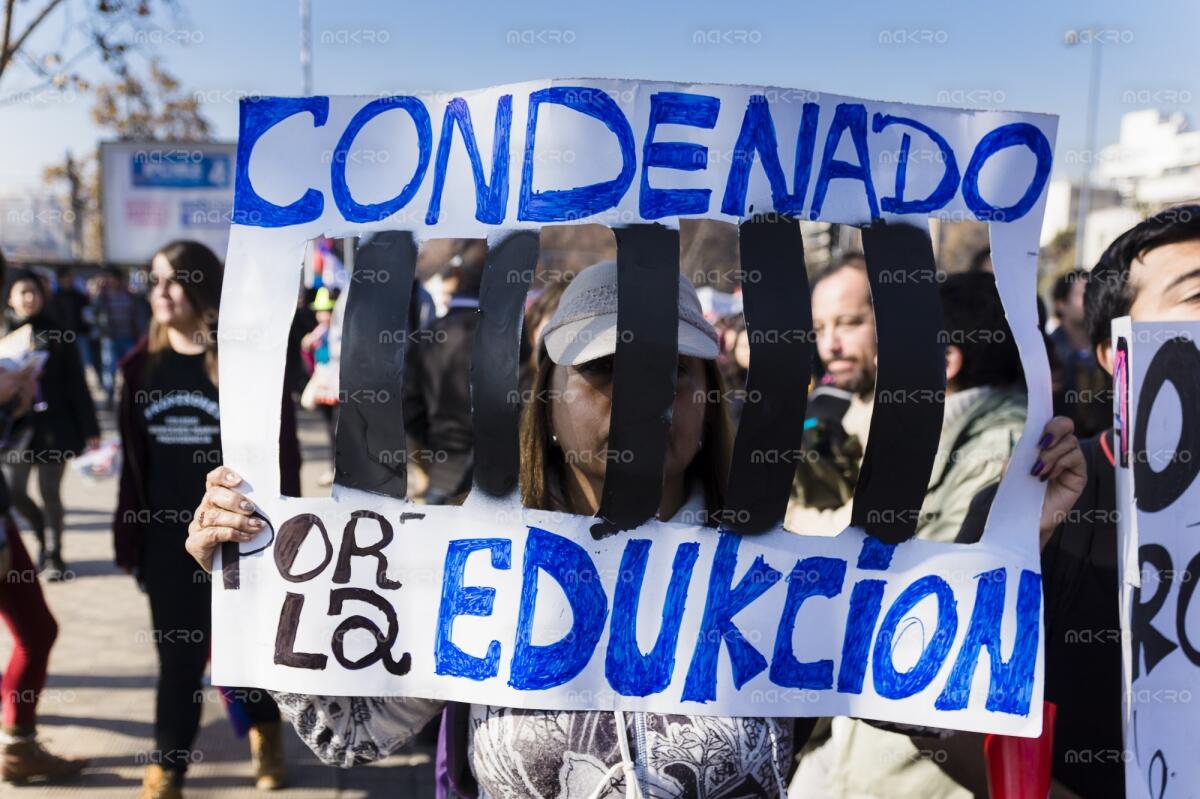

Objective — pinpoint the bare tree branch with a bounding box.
[0,0,18,82]
[0,0,68,80]
[8,0,68,56]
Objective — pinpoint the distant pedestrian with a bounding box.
[1050,268,1109,438]
[299,287,341,485]
[94,267,142,408]
[2,269,99,580]
[0,252,88,785]
[52,267,92,373]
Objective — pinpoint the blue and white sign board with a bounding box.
[212,79,1057,737]
[100,140,235,263]
[1115,319,1200,797]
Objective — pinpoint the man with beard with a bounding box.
[786,253,876,535]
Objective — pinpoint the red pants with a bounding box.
[0,524,58,730]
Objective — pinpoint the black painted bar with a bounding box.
[724,215,813,533]
[470,231,539,497]
[334,231,417,497]
[852,221,946,543]
[593,224,680,537]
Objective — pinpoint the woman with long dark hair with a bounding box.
[113,240,300,799]
[3,268,99,580]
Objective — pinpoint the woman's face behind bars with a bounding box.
[547,354,709,501]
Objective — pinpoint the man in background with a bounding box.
[786,253,875,535]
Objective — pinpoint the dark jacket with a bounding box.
[959,431,1122,799]
[1050,326,1111,439]
[112,338,301,574]
[11,311,99,459]
[52,286,90,335]
[403,301,478,496]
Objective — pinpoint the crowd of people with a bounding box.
[0,204,1195,797]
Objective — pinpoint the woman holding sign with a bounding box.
[113,241,301,799]
[187,260,1087,798]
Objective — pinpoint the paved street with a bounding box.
[0,405,435,798]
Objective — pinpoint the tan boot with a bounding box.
[137,764,183,799]
[249,722,287,790]
[1,737,87,783]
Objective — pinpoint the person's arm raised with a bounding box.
[1030,416,1087,550]
[188,465,447,766]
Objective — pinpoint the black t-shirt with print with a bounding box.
[139,350,221,535]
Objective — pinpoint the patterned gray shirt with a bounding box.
[272,693,795,798]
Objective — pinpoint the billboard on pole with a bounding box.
[100,141,235,263]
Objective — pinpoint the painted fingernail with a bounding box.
[1031,459,1045,476]
[248,518,263,529]
[1038,433,1053,449]
[239,500,253,512]
[1040,473,1050,483]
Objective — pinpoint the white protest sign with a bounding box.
[212,79,1057,737]
[1116,319,1200,798]
[100,141,236,263]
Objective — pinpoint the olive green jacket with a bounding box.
[915,385,1028,542]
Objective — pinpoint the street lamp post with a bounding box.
[300,0,313,95]
[1067,27,1104,269]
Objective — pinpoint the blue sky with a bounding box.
[2,0,1197,191]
